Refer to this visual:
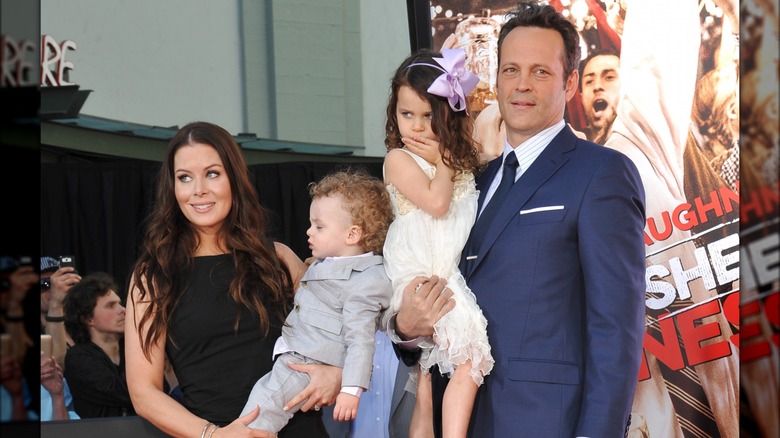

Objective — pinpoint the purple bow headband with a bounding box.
[407,48,479,113]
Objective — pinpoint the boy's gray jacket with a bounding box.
[282,255,392,389]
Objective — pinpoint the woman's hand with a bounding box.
[283,363,342,412]
[215,406,279,437]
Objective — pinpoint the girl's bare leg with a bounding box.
[409,365,434,438]
[442,361,477,438]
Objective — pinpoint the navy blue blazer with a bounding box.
[430,126,646,437]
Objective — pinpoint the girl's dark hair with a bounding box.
[130,121,293,359]
[64,272,118,344]
[385,49,482,176]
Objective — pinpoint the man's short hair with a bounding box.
[64,272,119,344]
[578,48,621,87]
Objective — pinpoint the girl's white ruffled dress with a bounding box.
[384,149,494,385]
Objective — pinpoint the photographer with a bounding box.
[39,256,81,421]
[40,256,81,369]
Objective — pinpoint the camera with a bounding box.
[59,255,77,273]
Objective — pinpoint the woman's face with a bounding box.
[173,143,233,237]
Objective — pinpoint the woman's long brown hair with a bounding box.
[130,121,293,359]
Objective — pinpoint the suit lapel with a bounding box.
[467,127,577,277]
[461,156,500,276]
[476,157,501,210]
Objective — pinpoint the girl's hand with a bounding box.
[402,136,442,165]
[283,362,342,412]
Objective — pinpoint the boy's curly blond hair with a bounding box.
[308,168,394,255]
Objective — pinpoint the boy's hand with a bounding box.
[333,392,359,422]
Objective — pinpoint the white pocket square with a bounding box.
[520,205,564,215]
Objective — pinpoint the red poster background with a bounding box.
[415,0,778,436]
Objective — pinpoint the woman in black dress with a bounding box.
[125,121,339,437]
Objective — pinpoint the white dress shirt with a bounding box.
[478,119,566,218]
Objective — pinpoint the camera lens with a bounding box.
[41,278,52,291]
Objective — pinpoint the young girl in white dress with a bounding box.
[382,48,494,438]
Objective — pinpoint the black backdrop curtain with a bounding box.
[41,155,383,297]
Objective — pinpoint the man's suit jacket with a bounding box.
[322,357,415,438]
[431,126,646,437]
[386,360,415,438]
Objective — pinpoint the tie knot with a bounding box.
[503,152,519,170]
[502,153,519,183]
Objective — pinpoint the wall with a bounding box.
[39,0,412,157]
[40,0,245,134]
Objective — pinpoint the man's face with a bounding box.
[581,54,621,133]
[496,26,578,147]
[88,290,125,337]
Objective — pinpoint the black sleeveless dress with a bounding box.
[166,254,326,436]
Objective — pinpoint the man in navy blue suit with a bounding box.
[390,2,647,437]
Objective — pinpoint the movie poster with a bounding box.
[739,0,779,437]
[416,0,778,436]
